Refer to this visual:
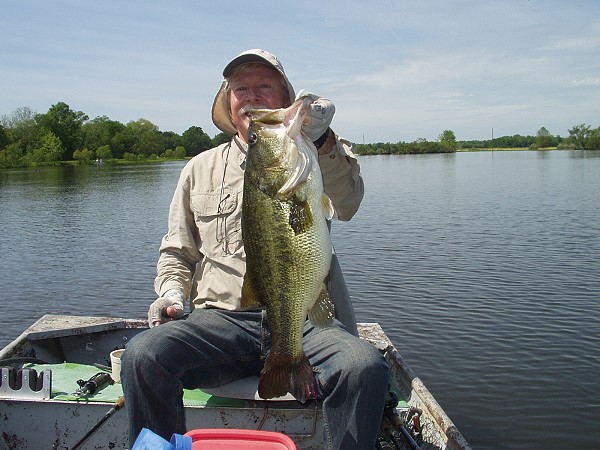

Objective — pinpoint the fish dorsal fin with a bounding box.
[308,285,335,327]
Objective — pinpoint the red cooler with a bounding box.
[184,429,297,449]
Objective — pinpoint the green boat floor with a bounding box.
[25,363,244,407]
[25,362,409,409]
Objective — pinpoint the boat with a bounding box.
[0,314,471,450]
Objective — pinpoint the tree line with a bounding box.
[1,102,599,168]
[353,125,600,155]
[0,102,230,169]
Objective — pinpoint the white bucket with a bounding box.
[110,349,124,382]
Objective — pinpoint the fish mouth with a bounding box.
[240,104,269,119]
[247,98,312,131]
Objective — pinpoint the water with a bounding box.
[1,152,599,449]
[0,162,183,324]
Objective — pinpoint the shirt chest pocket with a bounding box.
[191,190,242,257]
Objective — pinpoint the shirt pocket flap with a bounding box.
[191,191,237,217]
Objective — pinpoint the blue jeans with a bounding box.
[121,309,389,449]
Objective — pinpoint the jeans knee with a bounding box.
[121,329,162,377]
[360,342,389,382]
[325,340,388,392]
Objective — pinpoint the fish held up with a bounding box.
[241,97,335,403]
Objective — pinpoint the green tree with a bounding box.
[568,124,591,149]
[0,124,8,149]
[164,146,187,159]
[30,131,64,164]
[95,144,112,160]
[112,119,163,158]
[36,102,88,160]
[211,132,231,147]
[0,143,25,168]
[182,126,212,156]
[161,131,183,151]
[586,127,600,150]
[535,127,552,148]
[1,106,39,153]
[73,148,94,163]
[438,130,457,150]
[82,116,124,154]
[174,145,186,158]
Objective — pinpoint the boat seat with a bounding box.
[326,250,358,337]
[202,376,296,401]
[204,251,357,401]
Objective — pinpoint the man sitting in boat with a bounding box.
[120,49,389,450]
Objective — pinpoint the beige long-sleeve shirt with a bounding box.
[155,134,364,310]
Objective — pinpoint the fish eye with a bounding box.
[248,131,258,146]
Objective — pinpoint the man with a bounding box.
[121,49,388,449]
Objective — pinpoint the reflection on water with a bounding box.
[0,162,186,329]
[1,152,600,449]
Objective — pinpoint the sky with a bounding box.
[2,0,599,143]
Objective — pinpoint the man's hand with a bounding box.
[148,290,185,327]
[296,89,335,141]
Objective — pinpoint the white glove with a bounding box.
[148,289,185,327]
[296,89,335,141]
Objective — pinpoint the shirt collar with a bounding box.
[232,135,248,166]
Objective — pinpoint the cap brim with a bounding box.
[223,53,275,77]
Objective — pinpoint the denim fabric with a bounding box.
[121,308,388,450]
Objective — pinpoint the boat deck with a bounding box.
[0,315,470,450]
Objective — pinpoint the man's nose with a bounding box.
[247,86,261,99]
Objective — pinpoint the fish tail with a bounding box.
[258,354,318,403]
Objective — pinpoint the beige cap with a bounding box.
[211,49,296,135]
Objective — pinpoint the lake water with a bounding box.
[1,151,599,449]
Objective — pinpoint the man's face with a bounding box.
[228,65,288,142]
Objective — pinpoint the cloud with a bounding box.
[542,24,600,51]
[570,77,600,86]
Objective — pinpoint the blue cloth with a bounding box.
[122,309,389,449]
[132,428,192,449]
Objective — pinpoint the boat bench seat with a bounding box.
[21,363,295,406]
[202,376,296,401]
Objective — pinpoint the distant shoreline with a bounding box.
[457,147,559,152]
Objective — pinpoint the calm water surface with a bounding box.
[1,152,599,449]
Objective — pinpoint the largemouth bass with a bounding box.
[241,97,335,403]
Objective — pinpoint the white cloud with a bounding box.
[570,77,600,86]
[542,22,600,51]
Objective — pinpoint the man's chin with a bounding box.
[233,117,251,137]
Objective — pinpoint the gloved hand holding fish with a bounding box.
[241,96,336,403]
[295,89,336,142]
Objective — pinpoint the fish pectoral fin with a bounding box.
[308,286,335,327]
[241,275,262,309]
[321,194,334,221]
[288,197,313,235]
